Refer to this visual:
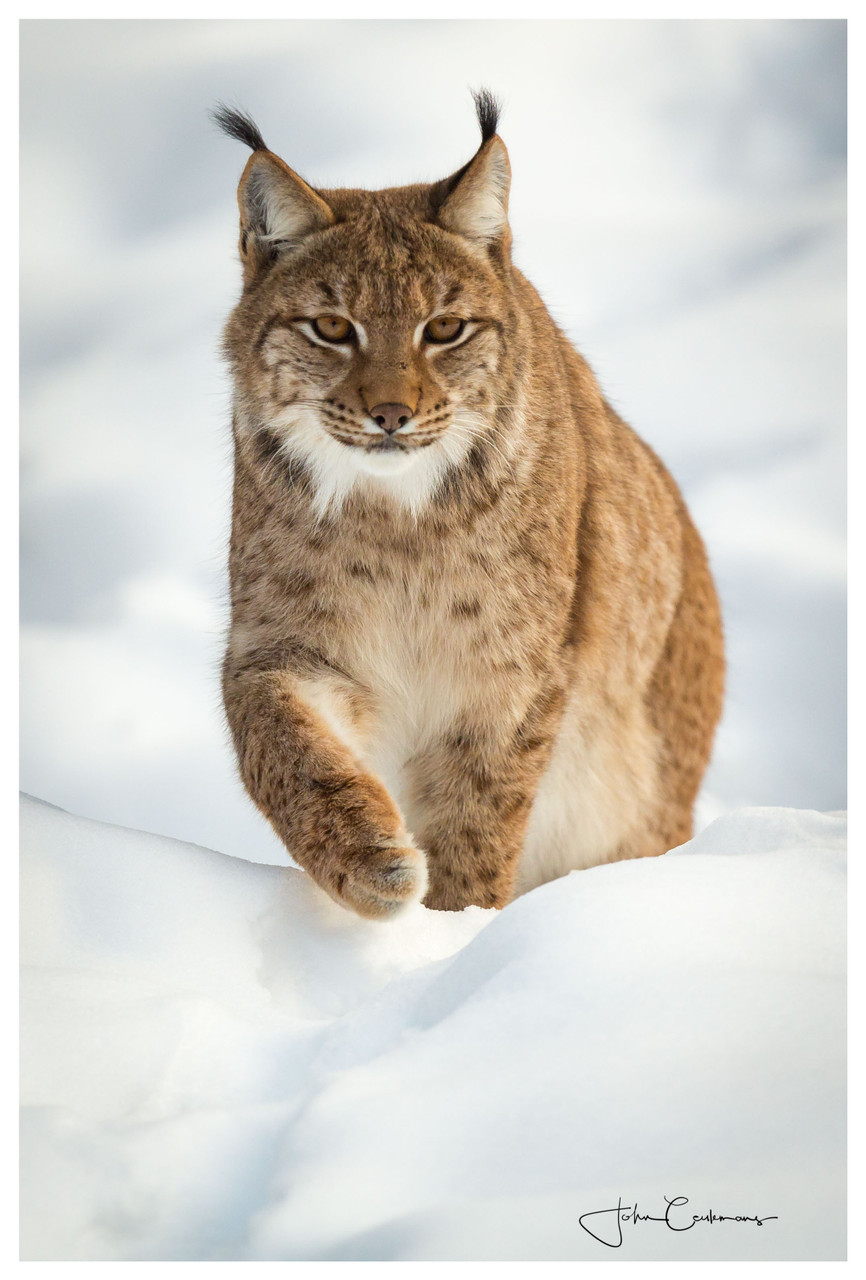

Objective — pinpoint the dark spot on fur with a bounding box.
[280,570,316,598]
[446,727,474,752]
[307,529,334,551]
[253,428,281,463]
[458,826,485,855]
[452,598,482,619]
[520,543,547,569]
[348,561,376,582]
[251,428,311,493]
[466,441,487,478]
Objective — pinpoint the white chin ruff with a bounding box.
[265,405,479,520]
[354,449,419,477]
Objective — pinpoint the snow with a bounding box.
[20,794,846,1261]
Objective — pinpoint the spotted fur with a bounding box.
[217,96,725,918]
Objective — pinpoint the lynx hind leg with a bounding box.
[515,694,664,895]
[579,468,726,870]
[561,518,724,875]
[644,499,725,854]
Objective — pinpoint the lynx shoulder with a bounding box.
[215,93,725,918]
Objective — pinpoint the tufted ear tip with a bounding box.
[214,103,334,277]
[210,103,269,154]
[471,87,502,144]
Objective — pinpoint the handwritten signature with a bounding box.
[578,1195,778,1249]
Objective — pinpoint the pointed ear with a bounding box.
[237,150,334,270]
[436,136,511,246]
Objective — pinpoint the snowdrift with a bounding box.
[20,794,846,1261]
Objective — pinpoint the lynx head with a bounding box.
[215,92,519,517]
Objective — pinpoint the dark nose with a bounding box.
[369,403,413,435]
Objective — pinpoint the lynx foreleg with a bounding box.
[223,664,426,918]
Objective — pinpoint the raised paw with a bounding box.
[330,843,429,920]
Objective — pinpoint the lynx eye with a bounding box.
[312,315,354,343]
[424,316,465,344]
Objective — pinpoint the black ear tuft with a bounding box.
[210,103,268,153]
[471,88,501,143]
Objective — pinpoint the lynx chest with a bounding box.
[314,539,543,814]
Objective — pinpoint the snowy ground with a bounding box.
[20,795,845,1262]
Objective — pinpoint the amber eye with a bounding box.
[424,316,465,344]
[312,315,354,343]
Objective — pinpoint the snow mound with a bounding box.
[20,795,845,1261]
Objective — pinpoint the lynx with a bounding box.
[215,93,724,919]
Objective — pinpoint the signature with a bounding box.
[578,1195,779,1249]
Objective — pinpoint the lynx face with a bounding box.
[221,116,515,517]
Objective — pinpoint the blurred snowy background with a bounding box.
[19,19,846,866]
